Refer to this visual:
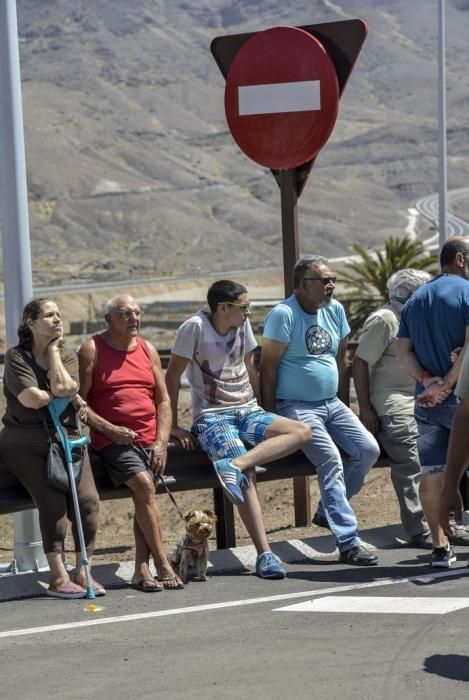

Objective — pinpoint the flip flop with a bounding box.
[157,574,184,590]
[74,577,106,597]
[46,580,87,599]
[130,578,164,593]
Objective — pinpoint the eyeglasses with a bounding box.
[222,301,251,312]
[117,309,143,320]
[303,277,337,286]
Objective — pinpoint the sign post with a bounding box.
[279,169,299,297]
[0,0,48,572]
[212,20,368,526]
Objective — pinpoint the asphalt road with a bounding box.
[2,546,469,699]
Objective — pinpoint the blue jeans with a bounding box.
[414,403,457,475]
[277,397,380,552]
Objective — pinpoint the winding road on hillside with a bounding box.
[416,186,469,246]
[1,188,468,300]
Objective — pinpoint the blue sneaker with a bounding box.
[255,552,286,579]
[213,458,248,505]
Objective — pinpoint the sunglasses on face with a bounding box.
[303,277,337,286]
[222,301,251,312]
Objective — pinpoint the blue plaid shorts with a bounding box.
[191,405,277,462]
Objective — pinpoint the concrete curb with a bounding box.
[0,523,411,602]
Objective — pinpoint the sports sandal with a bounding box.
[46,580,87,599]
[157,574,184,590]
[130,578,164,593]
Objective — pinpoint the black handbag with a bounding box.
[42,411,84,493]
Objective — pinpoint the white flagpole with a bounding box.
[0,0,48,572]
[438,0,448,245]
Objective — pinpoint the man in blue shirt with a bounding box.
[398,237,469,568]
[261,255,380,566]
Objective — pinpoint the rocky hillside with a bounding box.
[5,0,469,284]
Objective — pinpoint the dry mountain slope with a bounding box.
[6,0,469,284]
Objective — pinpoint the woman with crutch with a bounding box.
[0,298,104,599]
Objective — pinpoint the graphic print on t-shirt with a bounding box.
[198,334,251,406]
[305,325,332,355]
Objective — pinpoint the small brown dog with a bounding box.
[170,509,217,583]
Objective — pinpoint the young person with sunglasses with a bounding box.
[261,255,380,566]
[166,279,311,579]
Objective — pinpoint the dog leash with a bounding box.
[133,442,184,520]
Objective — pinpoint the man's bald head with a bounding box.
[106,294,136,314]
[440,237,469,279]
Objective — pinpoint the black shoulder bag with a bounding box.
[41,410,85,494]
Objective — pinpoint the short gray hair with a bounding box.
[293,255,330,289]
[105,298,116,314]
[386,268,431,303]
[105,294,136,315]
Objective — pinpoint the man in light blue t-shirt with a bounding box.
[261,255,380,566]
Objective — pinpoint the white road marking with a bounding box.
[1,568,468,640]
[275,595,469,615]
[238,81,320,116]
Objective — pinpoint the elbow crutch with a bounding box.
[48,396,95,600]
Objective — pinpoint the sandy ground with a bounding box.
[0,467,400,567]
[0,389,401,566]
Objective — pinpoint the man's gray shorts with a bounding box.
[92,444,152,488]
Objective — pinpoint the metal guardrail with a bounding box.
[0,266,284,300]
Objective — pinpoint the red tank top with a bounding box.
[88,335,157,450]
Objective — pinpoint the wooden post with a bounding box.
[279,169,311,527]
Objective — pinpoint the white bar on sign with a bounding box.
[238,80,320,116]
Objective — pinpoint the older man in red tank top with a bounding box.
[78,294,183,591]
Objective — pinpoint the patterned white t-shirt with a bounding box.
[171,311,257,420]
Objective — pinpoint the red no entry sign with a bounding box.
[224,26,340,170]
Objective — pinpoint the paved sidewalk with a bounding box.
[0,523,412,602]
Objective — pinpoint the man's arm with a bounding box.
[146,341,172,475]
[77,338,135,445]
[259,338,287,412]
[165,353,196,449]
[351,355,381,436]
[396,337,427,381]
[396,337,447,406]
[434,327,469,398]
[336,337,350,406]
[414,326,469,407]
[439,397,469,532]
[245,350,260,402]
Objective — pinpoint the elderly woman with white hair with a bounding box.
[352,268,432,547]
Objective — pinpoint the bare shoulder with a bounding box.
[144,339,163,369]
[78,337,97,370]
[144,339,159,358]
[78,336,96,357]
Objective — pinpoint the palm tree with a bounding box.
[341,235,438,336]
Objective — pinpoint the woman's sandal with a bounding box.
[130,578,164,593]
[74,577,106,596]
[46,580,87,599]
[156,574,184,590]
